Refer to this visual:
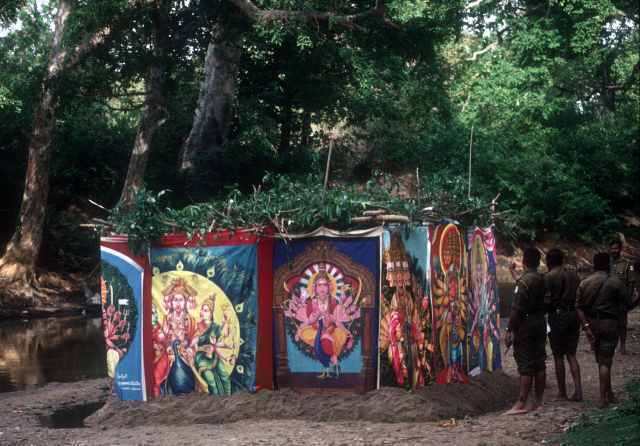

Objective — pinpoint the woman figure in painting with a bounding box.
[102,304,130,378]
[151,305,169,397]
[159,278,198,394]
[192,297,233,395]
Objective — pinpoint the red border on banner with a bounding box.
[103,229,275,395]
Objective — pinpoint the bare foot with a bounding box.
[569,393,583,402]
[525,399,543,412]
[504,406,529,415]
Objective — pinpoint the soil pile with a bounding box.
[86,371,517,427]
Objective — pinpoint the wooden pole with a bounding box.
[324,139,334,190]
[467,124,474,200]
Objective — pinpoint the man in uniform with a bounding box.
[576,253,639,408]
[545,249,582,401]
[505,248,547,415]
[610,239,633,354]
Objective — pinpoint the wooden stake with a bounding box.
[468,124,474,200]
[324,139,334,190]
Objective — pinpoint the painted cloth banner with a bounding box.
[273,233,380,391]
[150,242,259,397]
[379,226,434,389]
[467,226,502,373]
[430,223,469,384]
[100,240,148,401]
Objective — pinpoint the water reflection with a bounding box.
[0,317,106,393]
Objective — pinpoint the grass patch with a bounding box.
[561,380,640,445]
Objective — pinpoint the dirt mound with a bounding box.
[85,371,517,427]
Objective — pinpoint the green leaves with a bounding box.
[106,172,492,252]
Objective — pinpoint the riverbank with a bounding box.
[1,310,638,445]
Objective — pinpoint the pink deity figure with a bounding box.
[287,266,360,379]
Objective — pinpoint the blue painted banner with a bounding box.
[100,246,147,401]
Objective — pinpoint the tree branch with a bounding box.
[467,41,497,61]
[229,0,390,29]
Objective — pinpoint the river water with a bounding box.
[0,316,106,393]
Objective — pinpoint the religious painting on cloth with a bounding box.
[273,228,381,392]
[100,236,150,401]
[149,232,263,397]
[379,226,434,389]
[430,223,470,384]
[467,226,502,373]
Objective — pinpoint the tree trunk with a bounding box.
[179,24,240,173]
[0,1,71,283]
[118,3,168,208]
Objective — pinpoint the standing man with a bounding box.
[610,239,632,354]
[505,248,547,415]
[545,248,583,401]
[576,253,639,408]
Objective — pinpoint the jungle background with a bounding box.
[0,0,638,304]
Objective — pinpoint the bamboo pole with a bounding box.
[467,124,474,200]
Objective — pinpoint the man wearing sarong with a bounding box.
[576,253,639,408]
[545,249,582,401]
[505,248,547,415]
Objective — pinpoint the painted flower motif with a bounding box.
[236,365,244,374]
[235,303,244,313]
[176,261,184,271]
[152,267,160,276]
[207,267,215,278]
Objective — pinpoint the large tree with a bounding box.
[0,0,123,302]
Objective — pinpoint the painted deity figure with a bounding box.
[468,230,500,372]
[433,225,468,384]
[286,267,360,378]
[192,297,233,395]
[155,278,198,394]
[100,276,131,379]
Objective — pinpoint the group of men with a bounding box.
[504,240,639,414]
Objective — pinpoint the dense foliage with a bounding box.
[107,173,492,252]
[1,0,638,272]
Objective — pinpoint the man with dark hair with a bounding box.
[609,240,632,354]
[545,248,582,401]
[505,248,547,415]
[576,252,639,408]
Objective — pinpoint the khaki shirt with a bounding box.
[612,258,631,288]
[513,269,546,316]
[545,266,579,311]
[576,271,630,319]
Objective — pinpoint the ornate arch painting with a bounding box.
[273,229,381,392]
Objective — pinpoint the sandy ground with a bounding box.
[1,311,638,446]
